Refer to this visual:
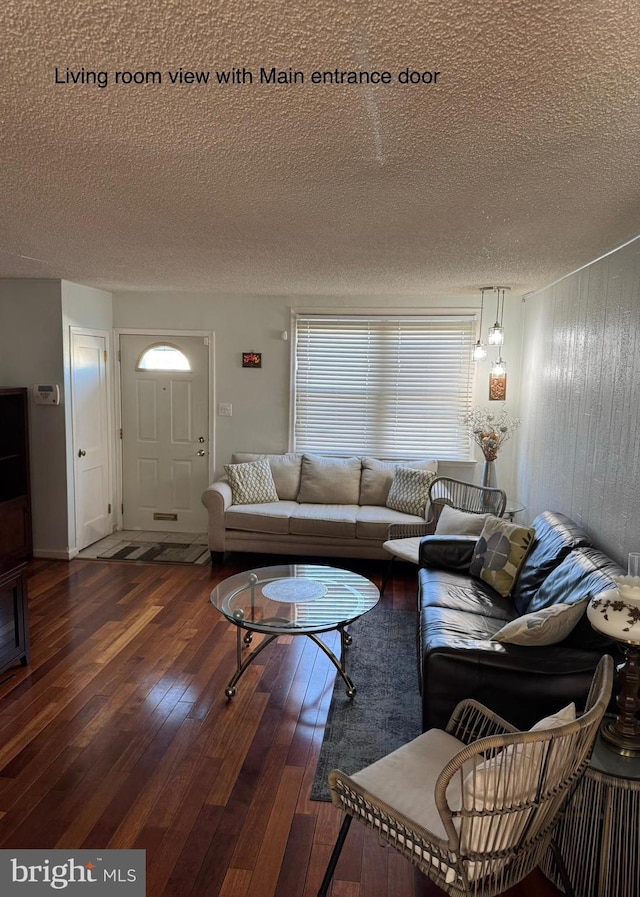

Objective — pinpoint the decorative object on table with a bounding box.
[242,351,261,367]
[587,554,640,756]
[462,406,521,487]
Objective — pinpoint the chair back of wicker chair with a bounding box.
[427,476,507,531]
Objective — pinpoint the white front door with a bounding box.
[71,329,112,550]
[119,334,210,533]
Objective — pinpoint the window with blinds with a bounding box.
[292,314,475,459]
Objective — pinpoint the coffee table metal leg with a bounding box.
[309,629,357,698]
[225,631,279,698]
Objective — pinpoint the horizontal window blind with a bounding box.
[293,315,475,459]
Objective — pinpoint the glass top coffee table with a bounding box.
[210,564,379,699]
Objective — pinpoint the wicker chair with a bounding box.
[381,476,507,594]
[318,655,613,897]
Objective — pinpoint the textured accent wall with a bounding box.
[518,238,640,565]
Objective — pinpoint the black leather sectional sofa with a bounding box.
[418,511,621,731]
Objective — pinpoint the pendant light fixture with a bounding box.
[472,288,487,362]
[487,286,509,346]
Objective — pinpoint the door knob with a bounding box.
[78,449,86,457]
[197,449,206,456]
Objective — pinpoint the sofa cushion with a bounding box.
[470,518,536,598]
[492,598,589,646]
[356,504,424,540]
[289,503,358,538]
[232,452,302,500]
[296,454,362,504]
[359,457,438,505]
[435,506,490,536]
[419,567,517,621]
[512,511,592,615]
[225,500,299,534]
[386,466,437,516]
[528,547,623,650]
[224,459,279,504]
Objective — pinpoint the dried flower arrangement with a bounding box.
[462,407,521,461]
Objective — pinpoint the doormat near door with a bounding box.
[311,605,422,801]
[97,541,210,564]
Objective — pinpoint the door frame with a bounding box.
[69,326,114,553]
[114,329,215,533]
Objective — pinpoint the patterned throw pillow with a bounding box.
[386,466,437,517]
[492,599,589,645]
[224,459,279,505]
[470,517,536,597]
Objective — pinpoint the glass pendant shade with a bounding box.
[491,357,506,376]
[488,323,504,346]
[472,341,487,362]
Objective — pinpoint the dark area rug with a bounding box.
[311,604,422,801]
[97,541,209,564]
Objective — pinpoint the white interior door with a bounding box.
[71,330,112,550]
[119,334,210,533]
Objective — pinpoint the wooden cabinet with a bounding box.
[0,388,32,675]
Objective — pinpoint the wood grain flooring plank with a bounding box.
[229,742,290,869]
[245,764,305,897]
[273,811,316,897]
[139,759,224,896]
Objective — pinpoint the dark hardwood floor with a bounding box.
[0,554,562,896]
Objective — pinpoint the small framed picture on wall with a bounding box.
[242,352,262,368]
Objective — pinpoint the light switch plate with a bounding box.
[218,403,233,416]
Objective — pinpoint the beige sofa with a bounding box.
[201,452,438,561]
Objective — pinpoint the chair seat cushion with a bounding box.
[350,728,467,842]
[383,537,423,564]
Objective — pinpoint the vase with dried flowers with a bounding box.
[462,407,521,487]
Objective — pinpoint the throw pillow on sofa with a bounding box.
[296,454,362,504]
[470,517,536,598]
[386,466,437,517]
[224,459,279,505]
[359,457,438,505]
[492,598,589,646]
[435,505,490,536]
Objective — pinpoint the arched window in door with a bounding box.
[135,343,191,371]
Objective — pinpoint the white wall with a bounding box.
[113,290,524,496]
[0,279,68,554]
[518,237,640,564]
[0,279,113,557]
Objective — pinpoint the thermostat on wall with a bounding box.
[33,384,60,405]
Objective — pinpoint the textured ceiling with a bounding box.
[1,0,639,296]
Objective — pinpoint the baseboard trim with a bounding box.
[32,548,77,561]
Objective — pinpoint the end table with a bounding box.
[543,720,640,897]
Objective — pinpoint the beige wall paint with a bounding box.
[518,238,640,565]
[112,291,524,496]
